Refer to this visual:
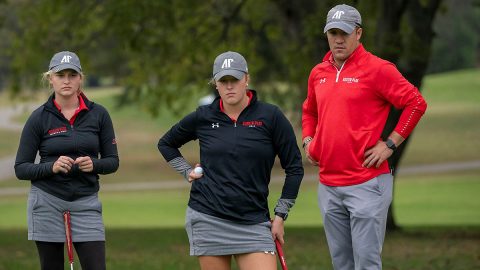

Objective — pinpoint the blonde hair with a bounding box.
[41,70,85,93]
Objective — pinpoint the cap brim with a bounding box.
[324,22,355,34]
[214,70,246,81]
[51,64,81,73]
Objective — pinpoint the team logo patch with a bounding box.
[242,120,263,127]
[343,77,359,83]
[48,126,67,135]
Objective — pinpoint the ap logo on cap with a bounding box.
[61,55,73,63]
[221,59,234,69]
[332,11,344,19]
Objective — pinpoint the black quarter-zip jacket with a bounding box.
[158,90,304,224]
[15,93,119,201]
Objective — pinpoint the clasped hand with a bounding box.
[53,156,93,174]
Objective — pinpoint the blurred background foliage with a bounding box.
[0,0,477,117]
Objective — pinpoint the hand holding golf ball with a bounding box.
[194,166,203,175]
[188,165,204,183]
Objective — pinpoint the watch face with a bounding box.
[386,139,396,150]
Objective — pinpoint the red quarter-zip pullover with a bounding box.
[302,44,427,186]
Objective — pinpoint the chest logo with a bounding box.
[343,77,359,83]
[48,126,67,135]
[242,120,263,128]
[211,123,220,128]
[319,78,327,84]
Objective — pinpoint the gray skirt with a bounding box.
[27,185,105,242]
[185,206,276,256]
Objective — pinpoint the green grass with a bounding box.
[420,69,480,104]
[2,69,479,182]
[1,69,480,269]
[0,129,20,158]
[0,226,478,270]
[1,171,479,229]
[400,68,480,165]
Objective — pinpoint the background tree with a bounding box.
[369,0,443,229]
[0,0,455,229]
[427,0,480,73]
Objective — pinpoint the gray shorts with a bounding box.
[185,207,275,256]
[28,185,105,242]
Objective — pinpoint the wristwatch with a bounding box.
[275,212,288,221]
[302,137,313,149]
[385,138,397,151]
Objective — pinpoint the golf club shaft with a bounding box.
[63,211,74,269]
[275,238,288,270]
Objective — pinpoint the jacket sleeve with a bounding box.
[272,107,304,199]
[14,110,55,181]
[376,63,427,138]
[302,67,319,139]
[158,111,198,162]
[92,107,119,175]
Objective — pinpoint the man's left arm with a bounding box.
[363,63,427,168]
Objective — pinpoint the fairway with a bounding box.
[0,69,479,269]
[0,226,478,269]
[1,171,479,229]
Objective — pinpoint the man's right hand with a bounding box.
[304,139,318,166]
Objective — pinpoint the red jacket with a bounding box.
[302,44,427,186]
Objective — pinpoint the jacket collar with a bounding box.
[322,43,366,65]
[210,89,258,112]
[44,92,94,112]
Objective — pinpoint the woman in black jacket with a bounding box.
[15,51,119,270]
[158,51,303,270]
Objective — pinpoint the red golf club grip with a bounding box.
[271,219,288,270]
[63,211,74,267]
[275,238,288,270]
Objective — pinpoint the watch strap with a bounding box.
[275,212,288,221]
[302,137,313,149]
[385,138,397,151]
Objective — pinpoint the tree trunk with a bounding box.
[374,0,442,231]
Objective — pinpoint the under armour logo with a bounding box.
[221,59,234,69]
[332,11,344,19]
[61,55,72,63]
[319,78,326,84]
[212,123,219,128]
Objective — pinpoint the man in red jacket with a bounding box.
[302,4,427,270]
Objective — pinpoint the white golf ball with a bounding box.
[194,167,203,175]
